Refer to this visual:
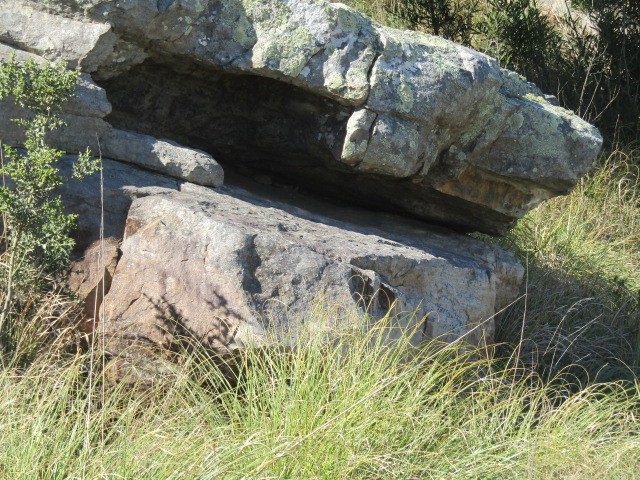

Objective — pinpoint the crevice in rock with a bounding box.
[240,234,263,297]
[377,284,396,313]
[364,50,382,100]
[360,109,379,169]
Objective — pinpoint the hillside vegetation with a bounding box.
[0,0,638,477]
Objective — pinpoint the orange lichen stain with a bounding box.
[433,167,531,213]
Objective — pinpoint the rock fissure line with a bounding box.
[363,49,382,104]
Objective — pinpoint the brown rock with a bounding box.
[68,238,120,334]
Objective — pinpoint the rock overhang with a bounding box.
[0,0,603,234]
[4,0,606,355]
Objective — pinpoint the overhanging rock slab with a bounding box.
[0,0,603,234]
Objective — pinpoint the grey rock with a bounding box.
[101,129,224,188]
[57,156,182,249]
[66,74,112,118]
[355,113,426,177]
[0,1,117,72]
[62,158,523,354]
[340,108,377,166]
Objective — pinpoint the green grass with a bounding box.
[495,149,640,379]
[507,149,639,295]
[0,320,638,479]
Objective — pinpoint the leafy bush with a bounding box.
[569,0,640,139]
[0,56,98,357]
[388,0,482,45]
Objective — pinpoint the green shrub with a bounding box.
[388,0,482,45]
[477,0,563,91]
[569,0,640,140]
[0,56,98,357]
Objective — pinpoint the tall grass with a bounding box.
[508,149,639,295]
[0,320,638,479]
[496,149,640,379]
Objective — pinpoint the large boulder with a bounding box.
[0,0,602,234]
[62,158,524,354]
[1,0,604,365]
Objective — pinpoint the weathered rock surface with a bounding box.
[68,237,120,334]
[0,0,602,234]
[61,158,524,353]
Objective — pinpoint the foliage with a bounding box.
[569,0,640,139]
[0,56,99,356]
[342,0,412,29]
[388,0,482,45]
[476,0,563,92]
[478,0,640,141]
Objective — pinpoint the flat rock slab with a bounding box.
[0,43,224,188]
[64,158,523,354]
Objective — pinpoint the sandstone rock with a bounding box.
[2,0,605,369]
[62,158,524,355]
[1,0,601,234]
[68,237,120,334]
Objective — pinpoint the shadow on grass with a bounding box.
[495,254,639,385]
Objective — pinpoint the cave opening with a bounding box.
[98,60,354,186]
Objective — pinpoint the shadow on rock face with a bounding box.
[97,60,518,234]
[62,157,524,372]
